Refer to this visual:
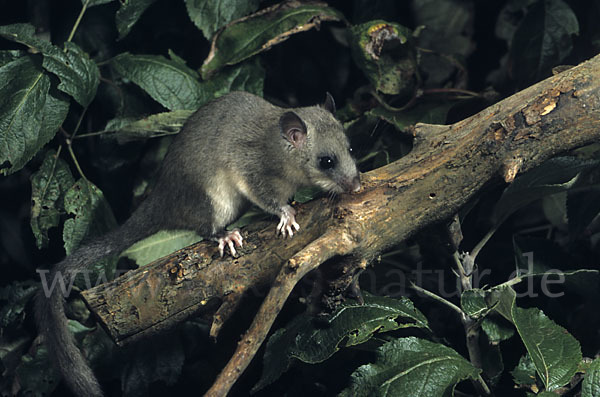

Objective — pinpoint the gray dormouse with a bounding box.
[35,91,361,397]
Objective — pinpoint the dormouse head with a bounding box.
[279,93,361,193]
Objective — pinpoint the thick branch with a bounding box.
[82,53,600,394]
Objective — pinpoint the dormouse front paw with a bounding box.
[217,229,243,257]
[277,205,300,238]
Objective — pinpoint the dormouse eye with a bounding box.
[319,156,336,170]
[349,147,353,154]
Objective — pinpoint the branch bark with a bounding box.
[82,53,600,395]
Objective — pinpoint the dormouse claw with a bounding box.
[277,205,300,238]
[218,229,244,257]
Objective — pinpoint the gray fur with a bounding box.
[35,91,360,396]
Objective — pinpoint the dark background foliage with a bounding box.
[1,0,600,396]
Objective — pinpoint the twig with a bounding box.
[204,228,358,397]
[67,0,88,42]
[470,226,497,262]
[408,281,464,317]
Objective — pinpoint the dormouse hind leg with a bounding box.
[277,205,300,238]
[215,229,244,257]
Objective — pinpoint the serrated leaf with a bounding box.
[461,288,488,318]
[513,307,581,390]
[0,56,69,175]
[63,179,118,286]
[121,230,202,266]
[511,354,538,386]
[111,55,264,112]
[115,0,158,40]
[0,24,100,107]
[340,337,480,397]
[30,151,75,248]
[185,0,259,40]
[495,0,538,43]
[44,41,100,107]
[203,58,265,98]
[492,157,599,226]
[411,0,474,57]
[582,357,600,397]
[104,61,263,142]
[0,49,26,67]
[254,294,428,392]
[488,286,582,391]
[368,101,456,132]
[510,0,579,84]
[349,20,416,95]
[481,316,515,343]
[105,110,194,142]
[201,1,343,78]
[111,53,208,110]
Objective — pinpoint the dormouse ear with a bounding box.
[280,111,307,149]
[323,92,336,114]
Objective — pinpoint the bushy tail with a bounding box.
[35,212,156,397]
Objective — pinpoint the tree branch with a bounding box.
[81,53,600,396]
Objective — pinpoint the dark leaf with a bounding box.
[30,150,75,249]
[200,1,343,78]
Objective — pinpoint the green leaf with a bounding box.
[0,24,100,107]
[111,55,264,111]
[203,58,265,98]
[511,354,538,386]
[348,20,416,95]
[104,110,194,142]
[30,151,75,249]
[44,41,100,107]
[115,0,158,40]
[492,157,599,226]
[200,1,343,78]
[488,286,582,391]
[184,0,260,40]
[0,56,69,175]
[340,337,480,397]
[0,49,26,67]
[111,53,207,110]
[461,288,488,318]
[255,294,428,391]
[582,357,600,397]
[411,0,474,57]
[481,316,515,343]
[121,230,203,266]
[63,179,118,285]
[513,306,581,390]
[510,0,579,84]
